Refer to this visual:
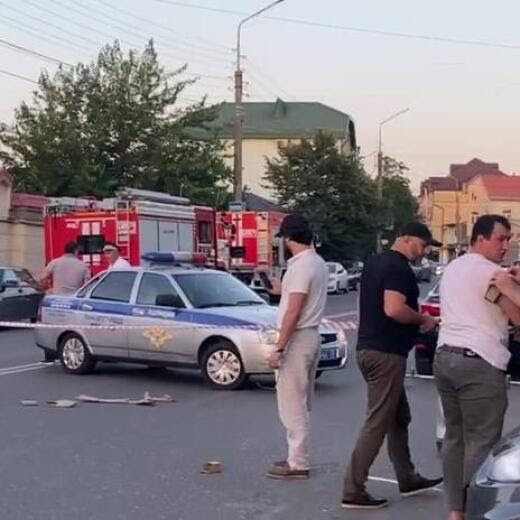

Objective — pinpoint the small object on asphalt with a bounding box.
[21,400,39,406]
[47,400,77,408]
[143,392,176,403]
[76,393,175,406]
[201,461,222,474]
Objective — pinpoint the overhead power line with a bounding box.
[0,69,38,84]
[93,0,231,55]
[1,1,99,48]
[68,0,230,65]
[0,12,93,56]
[153,0,520,51]
[0,37,72,66]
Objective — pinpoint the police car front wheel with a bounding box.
[201,341,248,390]
[59,333,96,375]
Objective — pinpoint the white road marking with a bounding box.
[325,311,358,320]
[0,362,43,372]
[0,362,53,376]
[368,476,442,492]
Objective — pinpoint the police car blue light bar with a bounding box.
[141,251,206,265]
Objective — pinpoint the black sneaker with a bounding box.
[341,494,388,510]
[399,476,443,497]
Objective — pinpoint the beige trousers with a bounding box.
[276,328,321,470]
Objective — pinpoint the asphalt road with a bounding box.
[1,280,519,520]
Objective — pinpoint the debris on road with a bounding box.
[47,400,77,408]
[201,461,222,474]
[21,400,39,406]
[76,392,175,406]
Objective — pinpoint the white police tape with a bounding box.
[0,319,358,332]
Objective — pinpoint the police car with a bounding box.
[35,253,348,390]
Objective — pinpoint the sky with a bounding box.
[1,0,520,193]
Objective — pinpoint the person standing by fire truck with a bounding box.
[103,243,131,270]
[41,241,90,295]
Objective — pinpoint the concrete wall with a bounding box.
[0,219,45,275]
[0,181,45,276]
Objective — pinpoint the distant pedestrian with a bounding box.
[103,243,131,270]
[341,222,442,510]
[41,241,90,295]
[435,215,520,520]
[265,214,328,480]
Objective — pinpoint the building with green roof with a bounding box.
[210,99,356,200]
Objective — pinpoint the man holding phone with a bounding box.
[434,214,520,520]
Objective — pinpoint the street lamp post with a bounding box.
[376,107,410,252]
[233,0,286,203]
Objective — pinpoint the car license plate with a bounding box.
[320,348,339,361]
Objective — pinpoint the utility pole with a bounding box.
[233,0,285,204]
[376,108,410,252]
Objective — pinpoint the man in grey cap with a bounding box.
[342,222,442,510]
[265,214,328,480]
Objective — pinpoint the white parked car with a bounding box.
[327,262,348,294]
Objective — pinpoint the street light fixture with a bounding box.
[233,0,286,203]
[376,107,410,252]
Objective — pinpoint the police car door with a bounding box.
[129,272,192,364]
[80,271,136,358]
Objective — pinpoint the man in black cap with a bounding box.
[265,214,328,480]
[341,222,443,510]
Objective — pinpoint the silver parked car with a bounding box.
[36,260,348,390]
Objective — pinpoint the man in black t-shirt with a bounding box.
[341,223,443,510]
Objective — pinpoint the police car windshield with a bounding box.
[172,273,265,309]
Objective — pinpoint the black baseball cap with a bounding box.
[275,214,311,238]
[399,222,442,247]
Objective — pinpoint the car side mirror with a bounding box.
[155,294,184,308]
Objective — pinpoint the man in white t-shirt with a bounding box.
[435,214,520,520]
[103,243,131,270]
[265,214,328,480]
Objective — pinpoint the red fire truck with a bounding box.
[44,187,287,284]
[216,210,287,288]
[44,188,214,274]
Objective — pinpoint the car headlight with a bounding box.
[258,328,279,345]
[486,444,520,483]
[337,328,347,343]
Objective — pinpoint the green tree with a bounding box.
[381,155,419,244]
[0,40,231,207]
[264,131,380,260]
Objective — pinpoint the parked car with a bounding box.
[0,267,43,322]
[36,254,348,390]
[430,261,446,277]
[413,282,520,381]
[466,424,520,519]
[326,262,349,294]
[346,267,361,291]
[410,258,432,283]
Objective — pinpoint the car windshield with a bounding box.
[173,272,266,309]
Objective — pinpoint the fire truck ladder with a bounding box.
[115,200,132,261]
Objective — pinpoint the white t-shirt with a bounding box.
[437,252,510,370]
[277,249,328,329]
[110,257,131,270]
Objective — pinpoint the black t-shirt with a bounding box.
[357,250,419,357]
